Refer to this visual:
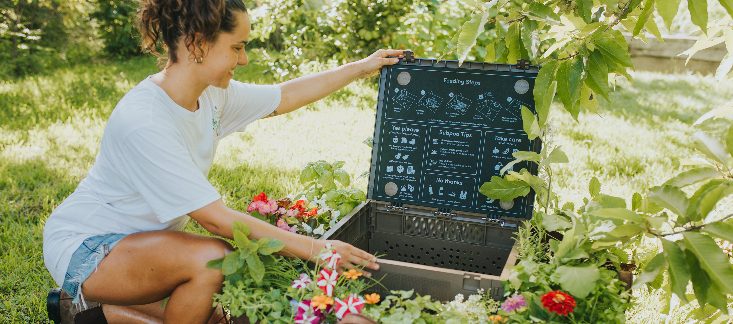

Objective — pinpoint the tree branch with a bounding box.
[654,213,733,237]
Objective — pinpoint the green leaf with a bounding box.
[479,176,531,201]
[556,57,584,120]
[661,239,690,302]
[206,257,223,270]
[631,192,642,210]
[648,185,689,217]
[688,0,709,34]
[664,166,723,187]
[585,51,610,100]
[318,170,335,191]
[526,2,560,23]
[334,169,350,187]
[603,223,646,240]
[594,194,628,208]
[554,265,600,298]
[727,125,733,158]
[300,166,318,184]
[245,253,266,284]
[589,208,644,224]
[686,180,733,221]
[593,30,633,67]
[257,238,285,255]
[657,0,682,29]
[456,11,490,66]
[721,0,733,18]
[685,248,729,311]
[542,213,572,231]
[702,221,733,242]
[632,253,667,289]
[589,177,601,197]
[543,147,569,165]
[533,61,559,127]
[222,251,243,276]
[576,0,594,23]
[634,0,656,36]
[521,106,541,140]
[506,22,522,64]
[233,223,251,248]
[683,232,733,294]
[694,131,730,165]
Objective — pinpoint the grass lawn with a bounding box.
[0,52,728,322]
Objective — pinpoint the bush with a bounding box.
[92,0,141,59]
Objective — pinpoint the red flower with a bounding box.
[541,290,576,316]
[290,199,307,217]
[305,207,319,218]
[253,192,268,203]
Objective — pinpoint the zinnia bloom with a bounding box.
[541,290,576,316]
[311,294,334,311]
[500,294,527,312]
[364,293,380,304]
[342,269,363,280]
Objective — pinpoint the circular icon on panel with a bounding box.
[397,72,411,86]
[499,199,515,210]
[385,182,399,196]
[514,79,530,94]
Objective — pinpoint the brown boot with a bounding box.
[49,289,105,324]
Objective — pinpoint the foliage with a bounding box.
[92,0,141,58]
[298,160,366,219]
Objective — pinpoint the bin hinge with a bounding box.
[386,202,408,214]
[402,50,415,63]
[515,59,531,70]
[484,215,519,229]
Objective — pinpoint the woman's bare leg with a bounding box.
[81,230,231,323]
[102,301,227,324]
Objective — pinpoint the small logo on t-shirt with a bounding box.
[212,105,222,136]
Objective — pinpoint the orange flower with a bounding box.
[305,207,319,218]
[364,293,381,304]
[488,315,506,323]
[311,294,334,310]
[343,269,363,280]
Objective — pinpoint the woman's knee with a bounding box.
[188,236,232,283]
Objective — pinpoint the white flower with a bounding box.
[313,224,326,236]
[302,223,313,234]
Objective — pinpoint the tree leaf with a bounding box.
[576,0,594,23]
[685,248,729,311]
[686,180,733,221]
[688,0,709,34]
[543,147,569,165]
[506,22,522,64]
[512,151,542,162]
[245,253,266,284]
[542,213,572,232]
[554,265,600,298]
[661,239,690,302]
[663,166,722,187]
[721,0,733,18]
[521,105,541,140]
[634,0,656,36]
[589,177,601,197]
[632,253,667,289]
[702,221,733,242]
[594,194,627,208]
[657,0,682,29]
[593,30,633,67]
[683,232,733,294]
[727,125,733,158]
[478,176,531,201]
[556,57,583,120]
[257,237,285,255]
[222,250,243,276]
[647,185,689,217]
[585,51,610,100]
[533,61,559,127]
[526,2,560,23]
[693,130,730,165]
[456,11,490,66]
[589,208,644,224]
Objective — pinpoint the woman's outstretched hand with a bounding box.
[313,239,379,275]
[356,49,408,78]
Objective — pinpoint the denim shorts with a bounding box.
[62,233,127,307]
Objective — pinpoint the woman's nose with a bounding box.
[238,51,248,66]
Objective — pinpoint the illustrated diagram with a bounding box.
[417,90,443,113]
[445,92,472,118]
[393,88,420,112]
[476,91,519,122]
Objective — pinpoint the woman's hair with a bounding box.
[137,0,247,64]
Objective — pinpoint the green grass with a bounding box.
[1,53,728,322]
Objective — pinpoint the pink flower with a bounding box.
[247,200,264,213]
[277,218,292,232]
[320,244,341,269]
[294,300,322,324]
[501,294,527,313]
[317,269,339,296]
[334,294,365,319]
[292,273,312,289]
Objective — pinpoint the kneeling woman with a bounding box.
[42,0,404,322]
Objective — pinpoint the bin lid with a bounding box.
[367,56,541,220]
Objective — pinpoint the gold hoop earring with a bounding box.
[194,56,203,64]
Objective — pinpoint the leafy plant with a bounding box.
[298,160,366,219]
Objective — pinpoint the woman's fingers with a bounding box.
[377,49,408,58]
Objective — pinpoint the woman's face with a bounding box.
[198,11,250,88]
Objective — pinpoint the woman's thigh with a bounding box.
[81,230,231,306]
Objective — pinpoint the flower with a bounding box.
[253,192,268,202]
[292,273,312,289]
[317,269,339,296]
[500,294,527,313]
[334,294,365,319]
[488,315,505,323]
[312,224,326,236]
[311,294,334,311]
[364,293,380,304]
[541,290,576,316]
[305,207,319,218]
[294,300,322,324]
[343,269,363,280]
[277,218,295,232]
[291,199,307,215]
[320,244,341,269]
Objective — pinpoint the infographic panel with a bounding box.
[369,63,540,219]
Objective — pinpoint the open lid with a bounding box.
[367,55,541,220]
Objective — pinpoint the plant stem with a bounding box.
[654,213,733,237]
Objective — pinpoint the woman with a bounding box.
[42,0,404,322]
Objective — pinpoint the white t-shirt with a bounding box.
[43,77,281,285]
